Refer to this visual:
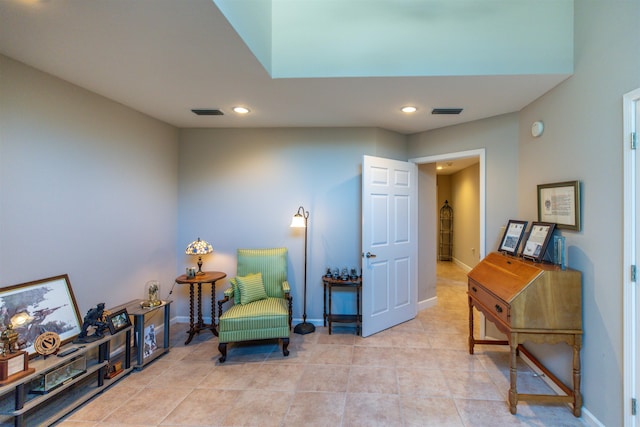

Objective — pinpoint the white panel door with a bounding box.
[362,155,417,337]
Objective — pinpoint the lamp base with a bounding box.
[293,322,315,335]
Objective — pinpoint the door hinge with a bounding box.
[632,397,637,415]
[632,132,637,150]
[632,265,637,282]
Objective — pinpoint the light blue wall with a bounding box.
[0,55,179,313]
[176,127,407,322]
[216,0,573,78]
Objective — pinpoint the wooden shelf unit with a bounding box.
[0,326,132,427]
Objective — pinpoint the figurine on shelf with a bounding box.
[74,303,108,343]
[0,324,19,356]
[141,280,162,308]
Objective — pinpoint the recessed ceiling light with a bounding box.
[233,106,250,114]
[401,106,417,113]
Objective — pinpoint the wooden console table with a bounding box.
[175,271,226,344]
[322,276,362,335]
[467,252,582,417]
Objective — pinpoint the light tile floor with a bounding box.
[59,262,586,426]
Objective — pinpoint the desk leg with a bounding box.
[509,333,518,415]
[573,335,583,417]
[468,296,475,355]
[185,284,196,345]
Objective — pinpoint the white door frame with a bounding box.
[623,87,640,427]
[410,148,486,261]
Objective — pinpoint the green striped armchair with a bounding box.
[217,248,292,363]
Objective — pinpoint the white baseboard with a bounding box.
[452,257,473,272]
[419,296,437,311]
[579,408,605,427]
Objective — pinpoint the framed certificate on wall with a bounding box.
[538,181,581,231]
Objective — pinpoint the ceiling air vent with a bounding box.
[191,109,224,116]
[432,108,463,115]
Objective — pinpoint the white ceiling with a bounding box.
[0,0,571,135]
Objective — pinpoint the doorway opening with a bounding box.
[411,149,486,312]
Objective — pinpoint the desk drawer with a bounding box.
[468,279,510,325]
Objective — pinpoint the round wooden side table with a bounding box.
[175,271,226,344]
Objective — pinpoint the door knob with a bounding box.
[364,252,377,258]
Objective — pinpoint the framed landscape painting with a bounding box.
[0,275,83,357]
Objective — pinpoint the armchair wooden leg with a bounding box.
[218,343,227,363]
[282,338,290,357]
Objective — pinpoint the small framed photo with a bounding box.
[521,222,556,262]
[107,308,131,334]
[498,220,528,255]
[537,180,581,231]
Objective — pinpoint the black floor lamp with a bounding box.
[291,206,315,335]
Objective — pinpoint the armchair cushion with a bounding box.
[237,272,268,305]
[219,297,289,342]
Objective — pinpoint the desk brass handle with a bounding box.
[471,286,477,293]
[495,304,503,313]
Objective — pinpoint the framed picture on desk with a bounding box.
[521,222,556,262]
[498,220,528,256]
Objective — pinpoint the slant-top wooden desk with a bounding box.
[467,252,582,416]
